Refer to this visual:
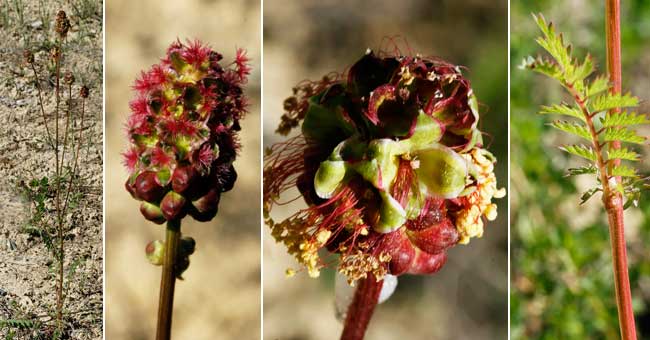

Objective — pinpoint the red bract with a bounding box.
[124,39,250,223]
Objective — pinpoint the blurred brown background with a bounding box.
[105,0,260,339]
[263,1,508,339]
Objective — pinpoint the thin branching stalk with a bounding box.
[63,96,86,214]
[604,1,636,338]
[156,220,181,340]
[28,63,53,148]
[59,84,72,177]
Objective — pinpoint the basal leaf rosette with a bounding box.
[264,50,505,285]
[123,40,250,224]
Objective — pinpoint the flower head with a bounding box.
[264,49,504,285]
[124,40,250,223]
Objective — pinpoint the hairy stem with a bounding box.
[156,220,181,340]
[605,1,637,338]
[340,275,383,340]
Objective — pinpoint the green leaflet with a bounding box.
[539,103,585,122]
[533,14,574,78]
[607,147,640,161]
[559,144,596,162]
[569,54,594,85]
[601,111,650,127]
[586,76,609,98]
[610,164,637,178]
[580,187,601,205]
[521,56,562,79]
[566,165,598,177]
[0,319,36,329]
[549,121,591,140]
[602,128,645,144]
[589,92,639,113]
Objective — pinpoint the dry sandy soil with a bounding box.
[0,0,103,339]
[105,0,261,339]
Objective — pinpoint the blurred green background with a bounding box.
[511,1,650,339]
[264,1,508,339]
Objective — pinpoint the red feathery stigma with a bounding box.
[151,147,172,167]
[122,148,139,172]
[234,48,252,82]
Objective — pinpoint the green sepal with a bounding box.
[170,52,186,70]
[175,135,192,159]
[351,139,400,190]
[156,168,172,187]
[398,110,443,152]
[133,134,158,148]
[314,160,347,199]
[415,145,468,198]
[375,191,407,233]
[302,94,354,145]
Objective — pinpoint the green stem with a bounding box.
[156,220,181,340]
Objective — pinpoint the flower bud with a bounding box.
[179,237,196,257]
[171,165,198,194]
[381,230,415,276]
[189,189,220,222]
[139,202,166,224]
[55,10,70,39]
[407,250,447,275]
[125,178,137,198]
[23,49,34,64]
[160,191,187,221]
[63,72,75,85]
[215,164,237,192]
[134,171,165,202]
[145,240,165,266]
[406,219,459,254]
[175,256,190,279]
[80,85,90,98]
[50,46,61,62]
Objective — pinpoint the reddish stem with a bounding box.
[605,1,637,338]
[340,275,383,340]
